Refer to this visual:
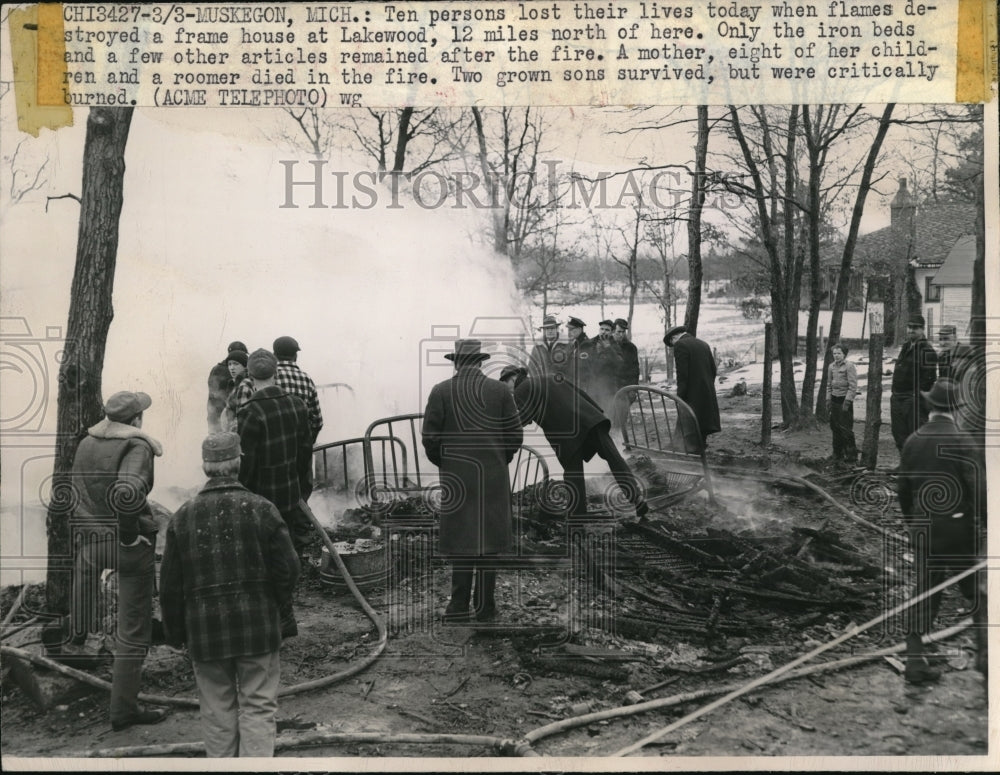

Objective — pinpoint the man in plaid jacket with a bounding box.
[237,349,314,555]
[273,335,323,444]
[160,432,300,757]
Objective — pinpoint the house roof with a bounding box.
[854,200,977,269]
[932,234,976,286]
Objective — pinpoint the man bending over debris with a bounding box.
[160,432,300,757]
[500,366,648,520]
[896,378,987,685]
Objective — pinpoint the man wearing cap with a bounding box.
[587,320,626,413]
[500,367,648,520]
[160,432,300,757]
[528,315,568,379]
[565,316,594,390]
[890,315,938,453]
[238,349,314,561]
[67,390,167,730]
[208,341,248,432]
[273,335,323,444]
[663,325,721,452]
[422,340,523,622]
[897,378,987,685]
[613,319,641,391]
[936,325,972,382]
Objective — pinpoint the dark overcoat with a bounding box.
[898,415,985,556]
[617,339,641,388]
[529,340,569,379]
[422,366,523,556]
[159,477,300,662]
[672,334,721,437]
[513,375,609,465]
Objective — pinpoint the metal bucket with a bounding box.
[319,541,387,592]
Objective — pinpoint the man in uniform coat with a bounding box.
[897,378,986,684]
[501,366,648,520]
[890,314,938,453]
[614,318,641,390]
[564,316,593,390]
[160,432,300,756]
[422,340,523,622]
[528,315,568,379]
[663,325,721,452]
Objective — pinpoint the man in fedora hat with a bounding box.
[613,318,640,392]
[423,340,523,622]
[663,325,721,452]
[897,378,986,685]
[64,390,167,730]
[528,314,568,379]
[208,341,248,432]
[274,335,323,444]
[160,432,300,756]
[500,366,648,520]
[890,314,938,453]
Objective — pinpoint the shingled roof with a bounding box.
[854,200,977,269]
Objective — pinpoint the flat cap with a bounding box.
[202,431,241,462]
[247,348,278,379]
[104,391,152,423]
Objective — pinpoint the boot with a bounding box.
[904,655,941,684]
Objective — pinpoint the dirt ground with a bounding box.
[1,382,990,764]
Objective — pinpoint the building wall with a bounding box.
[939,286,973,335]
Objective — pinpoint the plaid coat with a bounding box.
[276,360,323,442]
[238,385,313,511]
[159,477,300,661]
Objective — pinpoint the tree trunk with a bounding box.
[801,107,823,417]
[470,107,507,256]
[761,321,773,446]
[860,317,885,469]
[46,107,134,615]
[816,105,895,416]
[684,105,709,336]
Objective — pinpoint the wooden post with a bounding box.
[761,322,773,446]
[860,308,885,469]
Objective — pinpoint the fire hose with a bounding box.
[1,499,387,710]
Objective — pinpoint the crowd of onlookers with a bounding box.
[45,313,985,758]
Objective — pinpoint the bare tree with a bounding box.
[46,108,133,613]
[814,105,896,420]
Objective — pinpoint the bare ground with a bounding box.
[1,387,989,762]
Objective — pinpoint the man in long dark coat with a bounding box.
[501,367,648,520]
[890,314,938,453]
[897,378,986,685]
[587,320,626,413]
[613,318,641,390]
[422,340,523,622]
[663,325,721,452]
[564,316,593,390]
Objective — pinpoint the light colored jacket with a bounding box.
[827,359,858,401]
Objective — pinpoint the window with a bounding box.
[925,276,941,302]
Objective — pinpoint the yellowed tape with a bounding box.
[7,4,72,136]
[956,0,997,102]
